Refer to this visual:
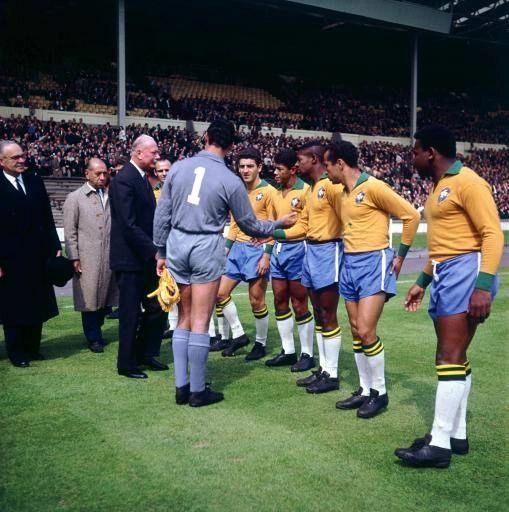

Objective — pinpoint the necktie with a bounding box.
[15,176,25,195]
[97,189,105,209]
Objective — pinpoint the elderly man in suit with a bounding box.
[0,140,61,367]
[63,158,118,353]
[109,135,167,379]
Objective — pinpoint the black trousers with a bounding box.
[115,269,166,371]
[81,307,109,345]
[3,323,43,364]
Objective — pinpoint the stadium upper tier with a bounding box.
[1,115,506,223]
[1,72,507,144]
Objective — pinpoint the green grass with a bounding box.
[392,232,427,249]
[1,272,508,512]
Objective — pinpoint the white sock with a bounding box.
[254,307,269,346]
[217,315,230,340]
[365,351,386,395]
[451,372,472,440]
[363,338,386,394]
[208,316,216,338]
[297,315,314,356]
[353,341,371,396]
[430,379,466,449]
[322,332,341,379]
[276,313,295,354]
[168,305,178,331]
[222,300,245,339]
[316,329,325,369]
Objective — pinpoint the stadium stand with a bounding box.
[1,115,506,225]
[1,70,507,144]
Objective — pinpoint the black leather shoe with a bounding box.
[357,388,388,418]
[395,434,468,457]
[306,371,339,394]
[189,387,224,407]
[265,350,297,367]
[221,334,250,357]
[245,342,266,361]
[210,336,231,352]
[397,444,452,468]
[12,359,30,368]
[89,341,104,353]
[118,369,148,379]
[451,437,469,455]
[291,353,315,372]
[142,357,169,371]
[336,387,368,409]
[296,367,322,387]
[175,383,190,405]
[106,308,120,319]
[162,329,173,340]
[395,434,432,458]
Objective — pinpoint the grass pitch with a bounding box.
[0,271,507,512]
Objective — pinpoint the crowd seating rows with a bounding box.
[2,115,507,221]
[1,71,508,144]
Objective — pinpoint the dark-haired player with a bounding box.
[215,148,276,361]
[395,125,503,468]
[324,141,419,417]
[274,142,344,394]
[265,148,315,372]
[154,121,296,407]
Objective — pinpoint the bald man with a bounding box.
[64,158,118,353]
[109,135,168,378]
[0,140,61,367]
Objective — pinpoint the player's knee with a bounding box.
[356,326,376,344]
[249,297,265,311]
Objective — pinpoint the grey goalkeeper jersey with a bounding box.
[153,150,283,257]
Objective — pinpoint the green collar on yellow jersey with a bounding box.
[445,160,463,175]
[276,177,306,191]
[255,179,270,189]
[352,171,370,189]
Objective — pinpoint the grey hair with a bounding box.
[131,134,156,155]
[0,140,19,157]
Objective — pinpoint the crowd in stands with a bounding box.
[2,70,508,144]
[1,114,507,218]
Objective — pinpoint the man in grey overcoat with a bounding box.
[64,158,118,353]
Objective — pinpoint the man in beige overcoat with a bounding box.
[63,158,118,353]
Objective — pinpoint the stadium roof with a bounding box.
[414,0,509,44]
[242,0,509,45]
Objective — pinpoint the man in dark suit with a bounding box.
[0,141,61,367]
[109,135,167,379]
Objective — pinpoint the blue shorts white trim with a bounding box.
[428,252,499,321]
[301,240,343,291]
[340,248,396,302]
[270,241,305,281]
[225,242,268,282]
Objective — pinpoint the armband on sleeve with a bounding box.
[273,229,286,240]
[415,271,432,289]
[225,239,235,250]
[475,271,496,291]
[397,244,410,257]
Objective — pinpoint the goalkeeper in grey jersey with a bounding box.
[153,120,297,407]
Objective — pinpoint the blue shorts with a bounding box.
[225,242,269,282]
[340,248,397,302]
[428,252,499,321]
[301,240,343,291]
[270,241,305,281]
